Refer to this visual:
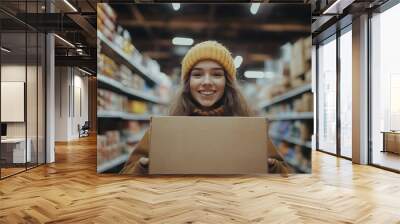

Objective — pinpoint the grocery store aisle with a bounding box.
[0,137,399,223]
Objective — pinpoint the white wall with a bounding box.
[55,66,69,141]
[54,67,89,141]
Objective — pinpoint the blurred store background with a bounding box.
[97,3,312,173]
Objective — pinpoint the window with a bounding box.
[317,35,337,154]
[370,2,400,171]
[339,28,352,158]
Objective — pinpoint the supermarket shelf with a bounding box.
[259,84,312,109]
[285,157,311,173]
[269,133,312,148]
[98,74,166,105]
[98,110,151,121]
[97,154,129,173]
[266,112,313,121]
[97,31,160,85]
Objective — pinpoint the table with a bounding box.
[381,131,400,154]
[1,138,31,164]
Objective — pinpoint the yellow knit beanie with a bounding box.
[181,41,236,82]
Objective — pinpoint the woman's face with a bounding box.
[189,60,226,109]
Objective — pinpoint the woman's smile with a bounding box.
[198,90,216,96]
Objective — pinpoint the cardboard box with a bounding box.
[303,36,312,60]
[305,70,312,83]
[299,123,311,141]
[290,38,305,77]
[302,93,313,112]
[291,77,304,88]
[293,98,303,112]
[148,116,268,174]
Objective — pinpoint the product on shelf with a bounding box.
[98,88,126,112]
[99,54,119,79]
[299,122,311,141]
[282,65,292,89]
[293,146,311,173]
[116,26,135,56]
[269,84,287,99]
[124,121,142,134]
[97,4,117,40]
[290,38,305,78]
[131,74,146,91]
[125,100,148,114]
[301,92,313,112]
[106,130,120,146]
[303,36,312,61]
[290,76,304,88]
[99,54,149,94]
[121,121,149,146]
[97,130,125,165]
[151,104,169,115]
[278,141,291,157]
[146,58,161,78]
[269,121,311,142]
[98,86,171,116]
[305,69,312,83]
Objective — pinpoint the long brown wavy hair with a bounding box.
[168,71,254,116]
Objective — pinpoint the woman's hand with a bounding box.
[132,157,288,176]
[132,157,149,175]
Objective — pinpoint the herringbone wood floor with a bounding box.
[1,135,400,224]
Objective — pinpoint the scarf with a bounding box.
[192,105,225,116]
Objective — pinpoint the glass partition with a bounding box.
[1,31,28,178]
[0,0,46,179]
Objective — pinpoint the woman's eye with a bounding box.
[213,73,224,77]
[191,73,202,78]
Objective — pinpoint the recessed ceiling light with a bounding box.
[63,0,78,12]
[1,47,11,53]
[322,0,350,14]
[244,71,265,79]
[234,56,243,68]
[172,37,193,46]
[78,67,93,76]
[54,34,75,48]
[172,3,180,11]
[250,3,260,15]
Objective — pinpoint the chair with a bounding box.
[78,121,90,138]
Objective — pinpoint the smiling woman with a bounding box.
[189,61,226,109]
[169,41,252,116]
[120,40,289,175]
